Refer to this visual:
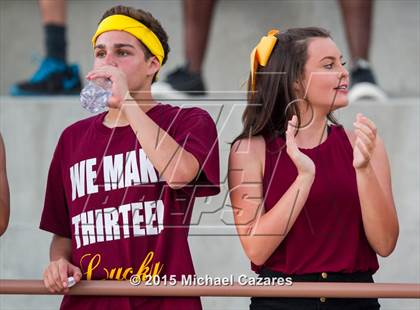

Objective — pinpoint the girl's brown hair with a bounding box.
[234,27,339,143]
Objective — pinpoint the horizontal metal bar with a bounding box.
[1,280,419,298]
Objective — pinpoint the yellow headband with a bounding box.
[92,14,165,65]
[250,29,279,91]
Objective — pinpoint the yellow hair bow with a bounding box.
[250,29,279,91]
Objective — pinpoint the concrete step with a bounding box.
[0,0,419,97]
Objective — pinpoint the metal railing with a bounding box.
[1,280,419,298]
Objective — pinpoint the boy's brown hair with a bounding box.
[100,5,170,82]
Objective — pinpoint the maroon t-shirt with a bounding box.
[253,125,379,275]
[40,103,220,310]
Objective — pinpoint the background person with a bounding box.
[0,133,10,237]
[10,0,82,96]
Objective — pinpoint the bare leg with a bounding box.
[39,0,66,25]
[340,0,387,102]
[184,0,217,73]
[339,0,372,62]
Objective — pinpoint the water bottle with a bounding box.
[80,78,112,113]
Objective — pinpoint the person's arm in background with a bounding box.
[0,133,10,236]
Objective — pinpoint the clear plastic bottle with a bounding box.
[80,78,112,113]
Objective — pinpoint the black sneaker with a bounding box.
[10,57,82,96]
[164,65,207,96]
[349,59,387,103]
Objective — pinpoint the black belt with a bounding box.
[259,268,374,283]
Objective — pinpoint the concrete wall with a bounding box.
[0,0,419,309]
[0,96,419,310]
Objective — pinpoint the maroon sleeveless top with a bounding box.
[252,125,379,275]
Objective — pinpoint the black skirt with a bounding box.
[250,268,380,310]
